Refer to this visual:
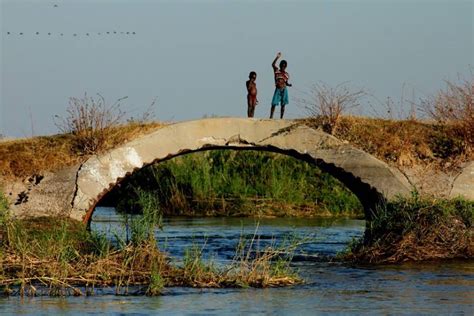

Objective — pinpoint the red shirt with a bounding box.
[274,69,289,86]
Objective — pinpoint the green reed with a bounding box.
[111,150,363,217]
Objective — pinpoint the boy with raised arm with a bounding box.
[270,52,292,119]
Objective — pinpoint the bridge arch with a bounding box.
[72,118,412,223]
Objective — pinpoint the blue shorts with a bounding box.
[271,87,289,106]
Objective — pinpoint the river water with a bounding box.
[1,207,472,315]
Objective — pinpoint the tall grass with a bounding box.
[109,150,363,217]
[122,190,163,245]
[229,226,303,287]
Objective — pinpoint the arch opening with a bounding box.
[92,147,374,224]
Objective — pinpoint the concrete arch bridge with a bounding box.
[73,118,412,222]
[9,118,414,223]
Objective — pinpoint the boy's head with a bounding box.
[249,71,257,80]
[279,60,287,70]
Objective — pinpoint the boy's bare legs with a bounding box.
[270,105,276,119]
[280,105,285,119]
[248,104,256,118]
[248,97,257,118]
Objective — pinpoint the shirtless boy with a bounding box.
[246,71,258,118]
[270,52,292,119]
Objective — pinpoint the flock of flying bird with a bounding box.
[5,3,136,37]
[6,31,137,37]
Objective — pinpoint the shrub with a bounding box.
[54,93,127,154]
[422,76,473,154]
[300,82,365,134]
[345,193,473,263]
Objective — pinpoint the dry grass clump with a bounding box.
[0,134,78,180]
[175,228,302,289]
[54,94,127,154]
[343,194,473,263]
[299,82,365,134]
[227,228,302,287]
[0,121,164,179]
[0,230,170,296]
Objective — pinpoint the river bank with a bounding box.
[1,189,472,298]
[4,213,472,314]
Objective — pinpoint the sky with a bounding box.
[1,0,473,137]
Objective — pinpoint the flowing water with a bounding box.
[1,207,472,315]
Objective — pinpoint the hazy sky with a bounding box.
[1,0,473,137]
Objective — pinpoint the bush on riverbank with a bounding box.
[344,194,473,263]
[102,150,363,218]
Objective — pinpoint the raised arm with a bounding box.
[272,52,282,71]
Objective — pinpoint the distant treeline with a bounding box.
[102,150,363,217]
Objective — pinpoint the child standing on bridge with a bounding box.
[270,52,292,119]
[246,71,258,118]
